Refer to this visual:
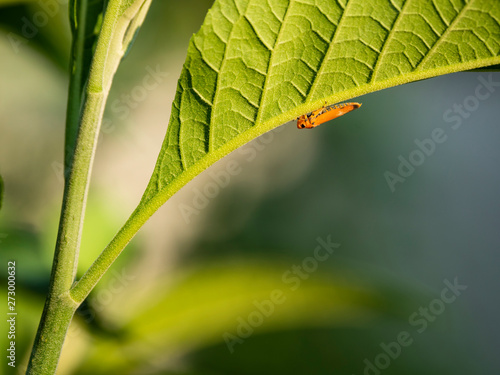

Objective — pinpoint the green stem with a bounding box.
[68,0,154,304]
[27,0,151,371]
[27,89,107,375]
[70,198,158,303]
[26,4,97,368]
[27,1,126,373]
[26,81,108,375]
[25,294,78,374]
[64,0,89,175]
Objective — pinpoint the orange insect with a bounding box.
[297,102,362,129]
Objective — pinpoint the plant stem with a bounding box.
[64,0,89,175]
[26,3,98,370]
[69,202,155,303]
[25,293,78,374]
[26,1,125,373]
[27,0,153,371]
[26,88,107,375]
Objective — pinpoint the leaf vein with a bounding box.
[208,4,251,152]
[254,0,292,124]
[416,1,472,70]
[370,0,412,83]
[306,0,354,101]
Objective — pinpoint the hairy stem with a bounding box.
[65,0,90,175]
[27,74,108,375]
[26,0,127,372]
[27,0,153,371]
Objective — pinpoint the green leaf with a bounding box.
[119,0,152,59]
[65,0,151,171]
[471,63,500,71]
[139,0,500,208]
[71,0,500,303]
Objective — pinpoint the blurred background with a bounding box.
[1,1,500,374]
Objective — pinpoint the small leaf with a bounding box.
[65,0,151,170]
[120,0,152,59]
[139,0,500,211]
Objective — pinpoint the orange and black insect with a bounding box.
[297,102,361,129]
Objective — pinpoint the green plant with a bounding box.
[7,0,499,373]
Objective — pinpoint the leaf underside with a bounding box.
[140,0,500,206]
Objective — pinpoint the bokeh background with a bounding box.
[1,1,500,374]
